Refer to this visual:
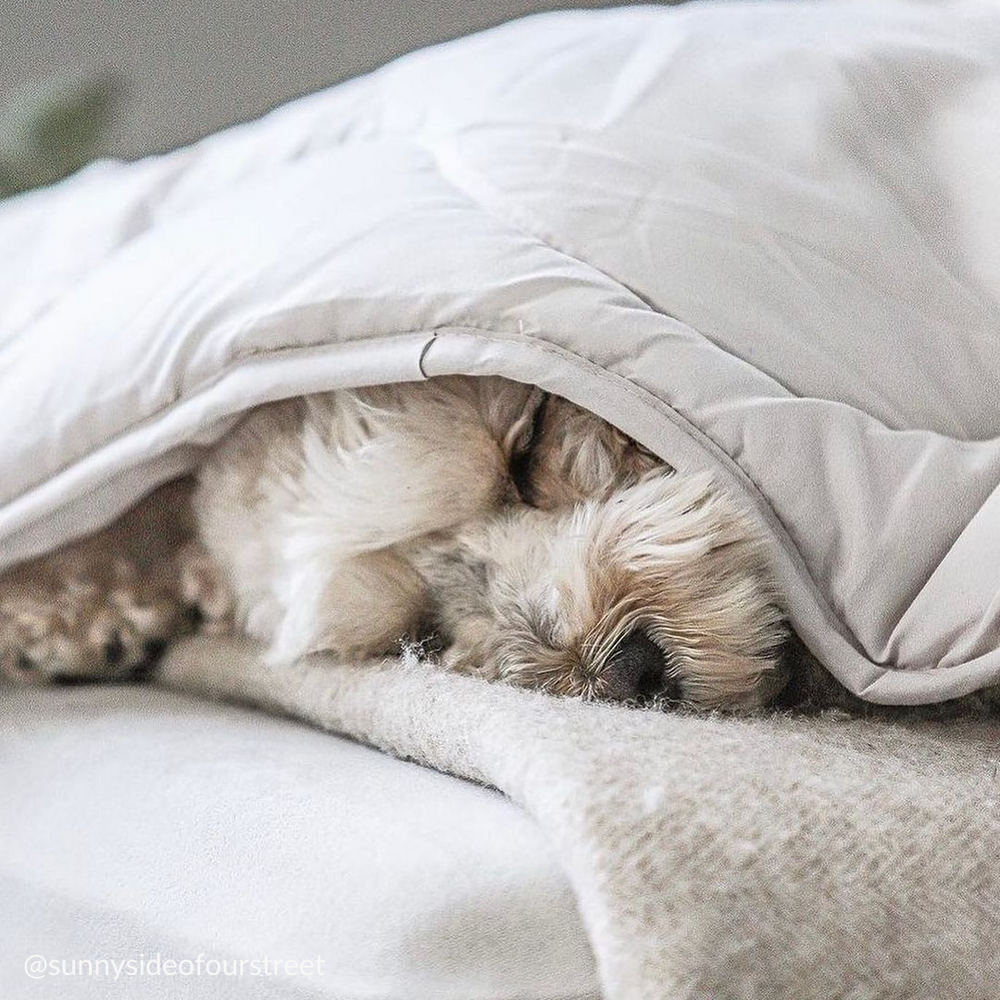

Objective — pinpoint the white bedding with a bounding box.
[4,5,1000,996]
[0,678,597,1000]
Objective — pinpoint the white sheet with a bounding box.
[0,680,598,1000]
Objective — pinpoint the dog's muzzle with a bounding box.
[602,628,680,704]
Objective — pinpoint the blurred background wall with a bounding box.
[1,0,676,160]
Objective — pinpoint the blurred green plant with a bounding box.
[0,72,123,199]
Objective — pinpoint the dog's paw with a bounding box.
[178,542,234,636]
[0,557,189,684]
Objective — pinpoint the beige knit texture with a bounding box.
[161,637,1000,1000]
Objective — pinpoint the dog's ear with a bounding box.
[522,396,668,510]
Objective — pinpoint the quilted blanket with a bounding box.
[2,0,999,705]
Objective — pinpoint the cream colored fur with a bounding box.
[0,376,786,709]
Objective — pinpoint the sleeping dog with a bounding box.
[0,377,788,710]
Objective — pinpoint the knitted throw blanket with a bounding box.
[161,637,1000,1000]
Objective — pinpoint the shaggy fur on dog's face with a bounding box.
[386,384,788,709]
[0,376,789,710]
[414,471,786,709]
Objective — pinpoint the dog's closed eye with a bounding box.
[508,394,549,505]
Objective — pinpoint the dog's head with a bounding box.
[419,390,789,710]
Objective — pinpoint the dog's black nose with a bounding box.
[142,638,168,661]
[603,628,681,704]
[103,631,126,667]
